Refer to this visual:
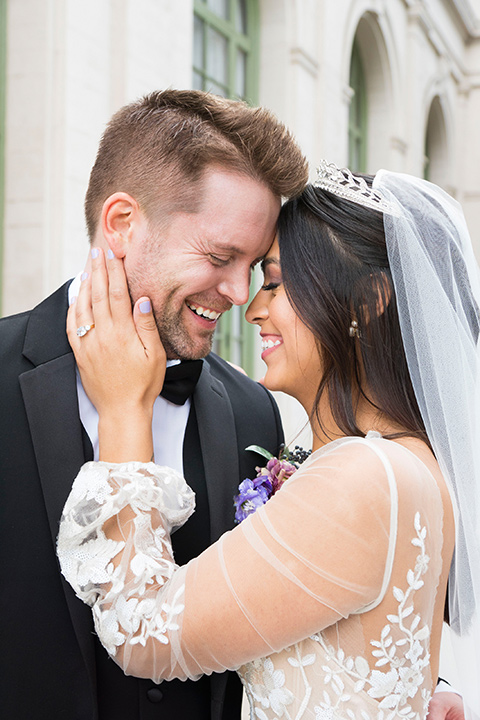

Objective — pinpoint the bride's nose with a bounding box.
[245,288,268,326]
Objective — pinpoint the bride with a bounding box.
[57,163,479,719]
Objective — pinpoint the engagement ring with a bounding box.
[76,323,95,337]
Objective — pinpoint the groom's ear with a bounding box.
[100,192,144,258]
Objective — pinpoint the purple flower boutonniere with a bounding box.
[234,444,311,523]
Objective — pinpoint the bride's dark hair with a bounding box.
[277,179,430,448]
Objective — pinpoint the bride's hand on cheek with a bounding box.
[67,248,166,462]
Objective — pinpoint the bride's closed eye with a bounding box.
[260,249,282,292]
[261,281,281,292]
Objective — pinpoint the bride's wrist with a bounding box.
[98,410,154,463]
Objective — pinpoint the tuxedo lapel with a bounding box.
[194,361,239,542]
[19,283,97,690]
[20,353,88,542]
[194,361,242,720]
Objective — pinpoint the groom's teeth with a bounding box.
[187,303,221,321]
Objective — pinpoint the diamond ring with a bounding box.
[76,323,95,337]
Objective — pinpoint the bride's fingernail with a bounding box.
[107,249,114,259]
[91,248,100,259]
[139,300,151,314]
[69,295,77,306]
[81,272,89,282]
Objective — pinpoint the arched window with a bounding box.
[193,0,260,374]
[348,39,367,173]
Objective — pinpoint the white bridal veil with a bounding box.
[375,171,480,719]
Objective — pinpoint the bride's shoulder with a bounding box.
[295,432,437,495]
[278,437,394,532]
[310,432,434,470]
[290,435,394,500]
[301,433,394,471]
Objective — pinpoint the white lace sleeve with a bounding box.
[57,438,448,688]
[57,461,195,659]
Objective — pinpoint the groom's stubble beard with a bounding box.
[152,290,216,361]
[125,265,216,361]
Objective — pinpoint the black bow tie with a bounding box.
[160,360,204,405]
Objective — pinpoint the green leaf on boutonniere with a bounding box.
[245,445,274,461]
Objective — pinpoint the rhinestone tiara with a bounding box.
[313,160,399,215]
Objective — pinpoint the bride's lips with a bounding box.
[260,334,283,360]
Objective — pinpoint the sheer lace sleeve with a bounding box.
[57,461,195,659]
[58,437,439,684]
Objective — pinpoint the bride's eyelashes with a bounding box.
[261,282,281,291]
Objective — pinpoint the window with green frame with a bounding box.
[193,0,258,103]
[193,0,260,375]
[348,39,367,173]
[0,0,6,315]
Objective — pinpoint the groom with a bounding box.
[0,90,307,720]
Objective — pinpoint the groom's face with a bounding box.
[124,168,280,360]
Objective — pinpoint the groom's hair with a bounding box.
[84,89,308,240]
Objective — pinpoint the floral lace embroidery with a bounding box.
[57,462,195,656]
[240,513,431,720]
[242,656,295,719]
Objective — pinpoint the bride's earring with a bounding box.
[349,320,360,338]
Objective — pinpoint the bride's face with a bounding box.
[246,238,322,410]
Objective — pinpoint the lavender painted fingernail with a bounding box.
[81,272,89,281]
[139,300,151,314]
[69,295,77,306]
[91,248,100,259]
[107,249,114,259]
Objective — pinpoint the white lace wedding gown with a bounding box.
[57,432,452,719]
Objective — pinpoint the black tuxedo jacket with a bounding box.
[0,282,284,720]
